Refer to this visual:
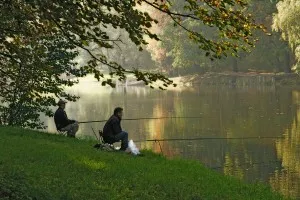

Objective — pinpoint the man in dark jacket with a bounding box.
[103,107,128,151]
[54,99,79,137]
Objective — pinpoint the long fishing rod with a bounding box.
[78,116,204,124]
[88,128,284,169]
[134,136,285,143]
[88,135,284,144]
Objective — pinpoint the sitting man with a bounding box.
[103,107,129,151]
[54,99,79,137]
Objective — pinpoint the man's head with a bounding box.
[57,99,67,109]
[114,107,123,119]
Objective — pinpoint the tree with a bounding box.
[160,0,291,74]
[218,0,291,73]
[0,33,80,128]
[160,19,215,75]
[77,27,156,73]
[0,0,263,128]
[273,0,300,71]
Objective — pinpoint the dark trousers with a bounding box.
[103,131,129,151]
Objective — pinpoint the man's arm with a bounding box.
[68,119,76,124]
[111,120,122,135]
[63,111,76,124]
[56,109,70,129]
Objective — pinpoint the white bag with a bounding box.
[128,140,140,155]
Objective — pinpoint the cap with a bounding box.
[57,99,67,105]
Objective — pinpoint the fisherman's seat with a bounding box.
[94,130,115,151]
[99,130,117,146]
[97,130,114,144]
[58,130,67,136]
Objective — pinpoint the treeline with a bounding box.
[115,0,297,76]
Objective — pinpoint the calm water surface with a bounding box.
[44,78,300,199]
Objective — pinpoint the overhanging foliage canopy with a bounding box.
[0,0,263,128]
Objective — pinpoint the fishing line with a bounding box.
[88,130,284,170]
[134,136,284,143]
[78,116,204,124]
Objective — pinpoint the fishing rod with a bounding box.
[134,136,285,143]
[78,116,204,124]
[88,134,284,147]
[124,136,284,154]
[87,128,284,169]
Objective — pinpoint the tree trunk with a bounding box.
[284,49,294,73]
[232,58,238,72]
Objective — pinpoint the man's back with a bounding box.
[54,108,69,130]
[103,115,122,137]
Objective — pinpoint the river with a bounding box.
[44,77,300,199]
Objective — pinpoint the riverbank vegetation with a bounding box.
[0,126,290,200]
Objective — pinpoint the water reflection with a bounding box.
[269,91,300,198]
[43,79,300,199]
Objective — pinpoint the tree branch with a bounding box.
[141,0,201,21]
[48,15,134,74]
[168,14,211,46]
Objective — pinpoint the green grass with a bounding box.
[0,126,290,200]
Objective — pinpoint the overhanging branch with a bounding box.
[141,0,201,21]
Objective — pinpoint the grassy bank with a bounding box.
[0,127,289,200]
